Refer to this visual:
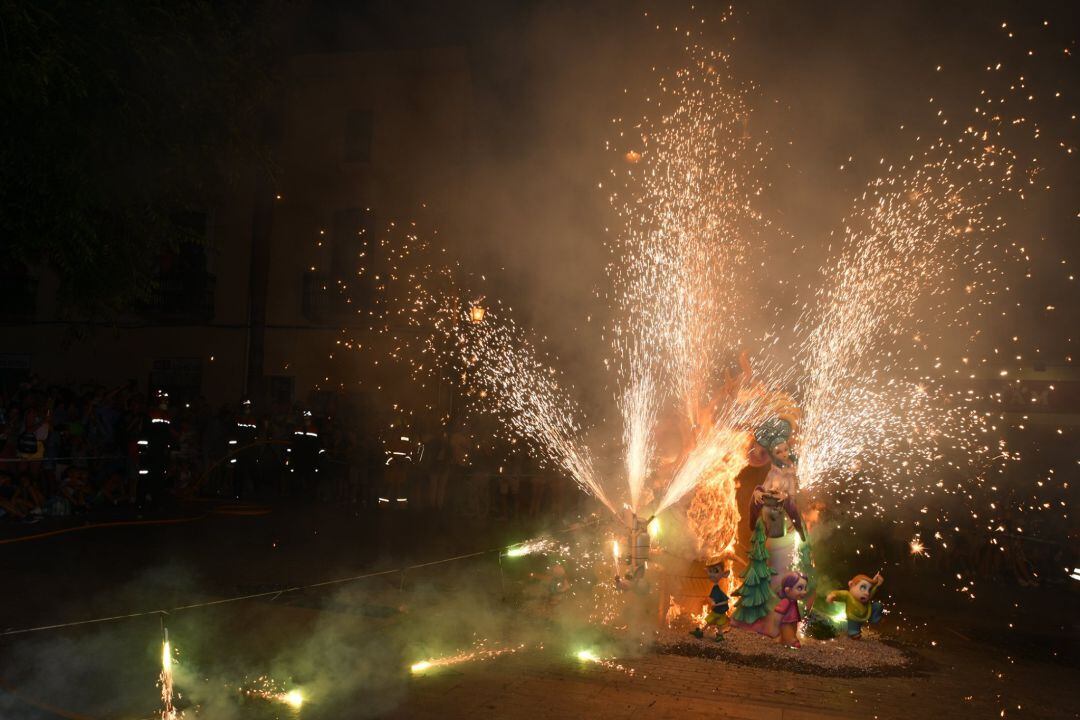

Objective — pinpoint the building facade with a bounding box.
[0,44,472,409]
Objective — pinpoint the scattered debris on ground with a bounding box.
[655,626,917,677]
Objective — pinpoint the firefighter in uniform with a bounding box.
[228,399,260,498]
[289,410,321,500]
[138,390,174,512]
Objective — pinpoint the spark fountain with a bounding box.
[322,7,1065,642]
[456,305,617,515]
[794,124,1022,511]
[606,34,771,523]
[160,628,177,720]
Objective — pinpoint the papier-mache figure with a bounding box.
[690,561,730,641]
[747,419,805,587]
[826,573,884,639]
[748,419,805,542]
[773,572,809,648]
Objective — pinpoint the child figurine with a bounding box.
[690,561,730,641]
[773,572,809,648]
[826,573,884,639]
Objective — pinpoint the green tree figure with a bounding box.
[732,518,776,624]
[793,537,840,639]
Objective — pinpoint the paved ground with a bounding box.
[1,501,1076,720]
[393,631,1075,720]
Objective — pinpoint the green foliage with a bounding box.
[732,518,775,624]
[0,0,288,316]
[803,610,840,640]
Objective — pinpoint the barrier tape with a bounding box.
[0,518,600,637]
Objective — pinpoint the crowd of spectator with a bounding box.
[10,379,1069,585]
[0,376,577,525]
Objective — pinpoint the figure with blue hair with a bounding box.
[748,417,806,587]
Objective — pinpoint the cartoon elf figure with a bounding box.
[690,560,730,641]
[826,572,884,639]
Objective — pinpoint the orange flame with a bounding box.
[685,429,748,561]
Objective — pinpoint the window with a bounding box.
[343,110,373,162]
[331,207,375,276]
[150,212,215,323]
[301,269,331,323]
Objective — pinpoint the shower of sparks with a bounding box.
[606,33,766,509]
[410,641,529,675]
[621,361,658,513]
[315,9,1073,583]
[607,38,765,407]
[160,633,178,720]
[505,537,565,558]
[793,115,1028,521]
[909,537,927,556]
[240,677,305,709]
[772,15,1080,574]
[321,215,620,515]
[573,648,643,677]
[456,305,616,514]
[656,356,798,516]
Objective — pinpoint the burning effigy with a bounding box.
[328,36,1024,678]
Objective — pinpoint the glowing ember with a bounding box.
[281,690,304,709]
[575,649,600,663]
